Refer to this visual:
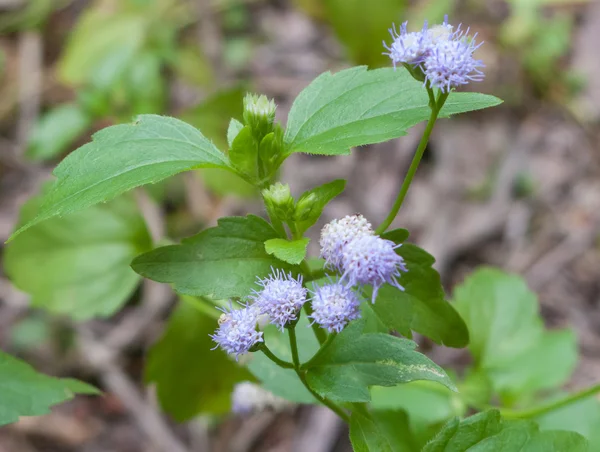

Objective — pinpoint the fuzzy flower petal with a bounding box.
[384,21,431,66]
[309,283,361,333]
[211,303,263,359]
[341,235,408,303]
[320,214,374,271]
[251,269,307,331]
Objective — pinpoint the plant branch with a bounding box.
[500,383,600,419]
[260,344,294,369]
[375,90,449,235]
[300,332,336,370]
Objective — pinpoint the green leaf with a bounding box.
[305,320,456,403]
[284,66,502,156]
[229,125,258,177]
[323,0,407,67]
[371,243,469,348]
[350,410,418,452]
[452,268,577,398]
[0,350,95,426]
[145,299,253,421]
[132,215,298,298]
[26,103,91,161]
[295,179,346,234]
[248,316,318,403]
[424,410,589,452]
[9,115,231,240]
[381,228,410,243]
[227,118,244,147]
[5,194,152,320]
[264,238,310,265]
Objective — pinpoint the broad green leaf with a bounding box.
[424,410,588,452]
[452,268,577,398]
[26,104,91,161]
[227,118,244,147]
[284,66,502,156]
[10,115,231,240]
[305,320,456,403]
[264,238,310,265]
[350,410,418,452]
[295,179,346,234]
[536,395,600,450]
[146,299,253,421]
[381,228,410,243]
[324,0,407,67]
[0,351,96,426]
[58,8,145,86]
[371,243,469,348]
[132,215,298,298]
[248,316,318,403]
[370,381,463,428]
[229,125,258,177]
[5,194,151,320]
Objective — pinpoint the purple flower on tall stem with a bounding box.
[211,303,263,359]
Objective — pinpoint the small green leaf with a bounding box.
[146,299,253,421]
[371,243,469,348]
[284,66,502,156]
[26,104,91,161]
[305,320,456,403]
[5,194,152,320]
[229,125,258,177]
[350,410,418,452]
[248,316,318,403]
[132,215,298,299]
[0,351,94,426]
[381,228,410,243]
[295,179,346,234]
[9,115,231,240]
[452,268,578,398]
[424,410,588,452]
[227,118,244,147]
[264,238,310,265]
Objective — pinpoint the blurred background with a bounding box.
[1,0,599,451]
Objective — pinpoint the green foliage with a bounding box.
[145,299,253,421]
[264,238,310,265]
[132,215,298,298]
[0,350,98,426]
[229,125,259,178]
[248,316,319,403]
[453,268,577,400]
[10,115,231,240]
[294,179,346,234]
[350,410,417,452]
[424,410,588,452]
[371,243,469,348]
[305,320,456,403]
[323,0,407,67]
[26,104,91,161]
[284,66,501,155]
[5,194,151,320]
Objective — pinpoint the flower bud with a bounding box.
[294,193,317,221]
[243,93,276,139]
[262,183,295,222]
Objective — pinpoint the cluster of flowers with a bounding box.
[211,215,408,359]
[383,16,484,92]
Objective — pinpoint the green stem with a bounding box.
[288,324,350,423]
[260,344,294,369]
[374,91,449,235]
[300,333,336,370]
[500,383,600,419]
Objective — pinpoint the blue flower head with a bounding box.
[341,235,408,303]
[423,28,484,92]
[211,303,263,359]
[383,21,431,66]
[251,269,307,331]
[320,214,373,271]
[309,282,361,333]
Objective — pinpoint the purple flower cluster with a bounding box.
[211,303,263,359]
[384,16,484,92]
[250,269,307,331]
[311,215,409,332]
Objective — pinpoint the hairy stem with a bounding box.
[288,324,350,423]
[260,344,294,369]
[375,90,449,235]
[500,383,600,419]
